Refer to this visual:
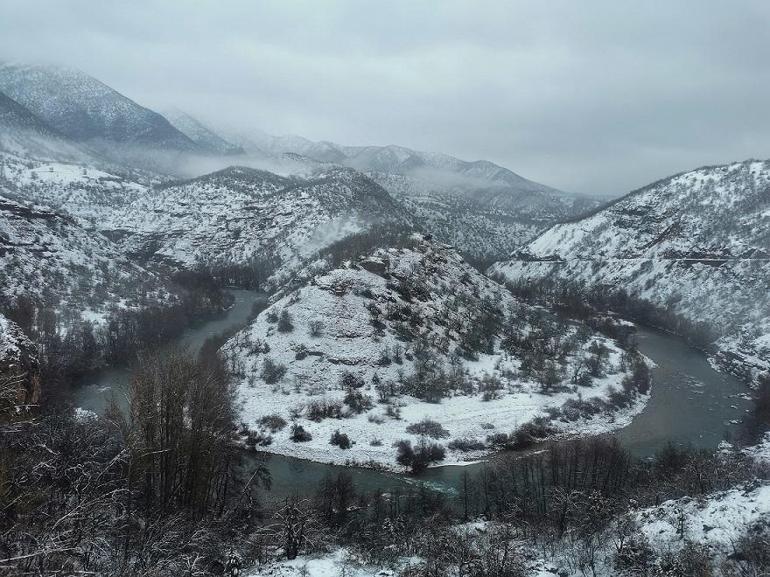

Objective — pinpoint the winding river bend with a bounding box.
[74,290,753,501]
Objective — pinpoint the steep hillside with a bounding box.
[370,172,549,263]
[0,64,197,151]
[222,237,649,469]
[104,165,412,289]
[0,192,170,317]
[491,160,770,383]
[163,108,243,155]
[0,90,51,133]
[0,89,93,162]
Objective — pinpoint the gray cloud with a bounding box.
[1,0,769,196]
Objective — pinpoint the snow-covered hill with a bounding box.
[104,165,413,289]
[222,237,648,469]
[0,151,150,226]
[491,160,770,383]
[0,192,170,317]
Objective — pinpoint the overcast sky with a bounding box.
[1,1,769,196]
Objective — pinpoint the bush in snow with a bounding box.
[447,437,486,452]
[261,356,287,384]
[329,430,351,449]
[340,371,365,389]
[277,309,294,333]
[258,414,287,432]
[294,344,308,360]
[343,389,373,414]
[306,399,343,422]
[245,430,273,449]
[405,418,450,439]
[290,424,312,442]
[480,374,505,401]
[308,319,324,337]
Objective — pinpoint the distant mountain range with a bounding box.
[0,62,598,263]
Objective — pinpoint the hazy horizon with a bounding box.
[2,0,770,196]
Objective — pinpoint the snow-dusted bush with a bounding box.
[258,413,287,432]
[405,418,450,439]
[261,356,287,384]
[447,437,486,452]
[343,389,373,414]
[277,309,294,333]
[290,424,312,442]
[306,398,343,421]
[329,430,351,449]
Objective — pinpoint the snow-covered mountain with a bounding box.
[103,165,413,289]
[0,63,197,152]
[0,191,170,317]
[223,236,648,468]
[233,132,599,261]
[491,159,770,383]
[239,133,589,211]
[163,108,243,155]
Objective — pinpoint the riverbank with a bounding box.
[73,289,755,502]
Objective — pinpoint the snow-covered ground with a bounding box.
[637,483,770,561]
[223,238,648,469]
[245,549,418,577]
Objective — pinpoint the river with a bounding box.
[73,290,753,501]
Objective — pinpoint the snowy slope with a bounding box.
[0,63,197,151]
[0,89,94,162]
[0,192,169,315]
[104,165,412,289]
[222,237,646,469]
[0,151,149,226]
[370,172,548,262]
[492,160,770,383]
[637,483,770,566]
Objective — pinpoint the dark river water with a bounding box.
[74,290,753,501]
